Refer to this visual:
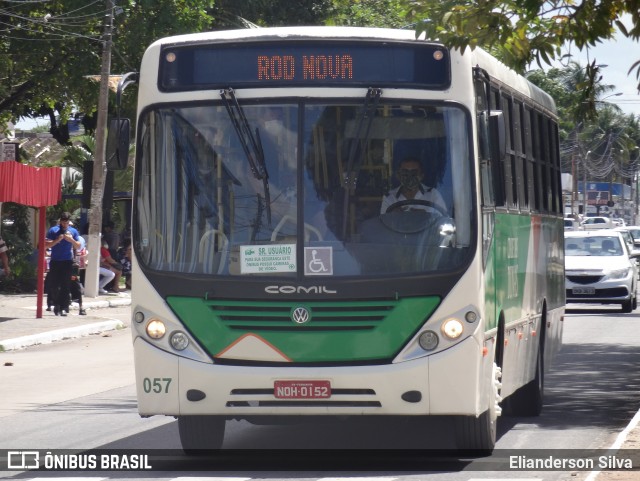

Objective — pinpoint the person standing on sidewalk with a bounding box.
[0,234,10,278]
[45,212,80,316]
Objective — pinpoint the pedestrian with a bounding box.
[71,234,87,315]
[118,240,132,290]
[45,212,81,316]
[98,263,116,295]
[70,261,86,315]
[102,221,120,259]
[0,234,10,278]
[100,241,122,293]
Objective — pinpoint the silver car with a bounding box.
[565,230,639,312]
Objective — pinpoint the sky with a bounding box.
[552,17,640,118]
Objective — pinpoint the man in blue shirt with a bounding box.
[45,212,80,316]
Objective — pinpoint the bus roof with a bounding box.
[148,26,422,47]
[143,26,556,115]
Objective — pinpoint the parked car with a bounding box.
[565,230,639,312]
[580,216,613,230]
[615,227,640,255]
[622,226,640,248]
[564,217,580,231]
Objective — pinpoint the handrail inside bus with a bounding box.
[341,87,382,237]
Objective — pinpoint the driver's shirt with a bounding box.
[380,184,447,214]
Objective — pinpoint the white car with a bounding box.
[565,230,638,312]
[621,226,640,248]
[581,216,613,230]
[615,227,640,257]
[564,217,580,231]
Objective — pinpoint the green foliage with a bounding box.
[0,0,216,137]
[325,0,407,28]
[210,0,333,27]
[0,204,37,293]
[406,0,640,98]
[0,0,416,138]
[526,62,640,193]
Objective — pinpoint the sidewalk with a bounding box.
[0,291,130,351]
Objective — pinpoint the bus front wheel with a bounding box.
[178,415,226,453]
[454,362,501,452]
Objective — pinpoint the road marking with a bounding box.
[29,478,107,481]
[174,478,251,481]
[319,478,399,481]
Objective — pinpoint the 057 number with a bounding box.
[143,377,172,394]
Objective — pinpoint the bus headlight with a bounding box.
[441,318,464,339]
[170,331,190,351]
[134,311,145,323]
[418,330,439,351]
[146,319,166,339]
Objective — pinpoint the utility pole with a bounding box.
[571,153,576,216]
[583,151,589,217]
[85,0,114,297]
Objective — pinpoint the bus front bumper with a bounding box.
[133,335,485,418]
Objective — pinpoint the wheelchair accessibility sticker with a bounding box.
[304,246,333,276]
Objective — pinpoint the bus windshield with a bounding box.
[135,101,474,278]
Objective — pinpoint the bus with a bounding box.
[118,26,564,452]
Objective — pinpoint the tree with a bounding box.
[0,203,37,293]
[1,0,409,140]
[406,0,640,108]
[325,0,407,28]
[0,0,215,139]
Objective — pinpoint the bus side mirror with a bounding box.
[106,118,131,171]
[489,111,506,161]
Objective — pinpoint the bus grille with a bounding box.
[207,300,396,331]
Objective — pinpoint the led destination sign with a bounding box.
[159,41,450,90]
[257,54,353,82]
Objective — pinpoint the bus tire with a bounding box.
[178,415,225,453]
[454,409,495,452]
[505,344,544,417]
[454,362,500,452]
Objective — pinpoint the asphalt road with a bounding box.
[1,303,640,480]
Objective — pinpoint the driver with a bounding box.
[380,157,446,214]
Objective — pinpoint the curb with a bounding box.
[20,297,131,311]
[0,320,126,351]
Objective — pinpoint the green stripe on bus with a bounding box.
[167,296,441,362]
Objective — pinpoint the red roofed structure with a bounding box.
[0,161,62,318]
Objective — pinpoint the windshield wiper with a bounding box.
[342,87,382,237]
[220,88,272,225]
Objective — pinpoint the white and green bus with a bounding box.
[121,27,564,452]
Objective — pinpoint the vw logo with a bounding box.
[291,307,311,324]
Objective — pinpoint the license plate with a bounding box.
[274,380,331,399]
[572,287,595,295]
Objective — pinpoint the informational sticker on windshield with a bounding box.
[240,244,296,274]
